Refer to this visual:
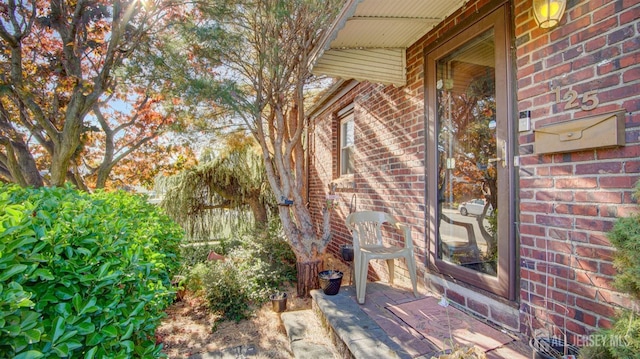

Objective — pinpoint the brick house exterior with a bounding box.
[307,0,640,343]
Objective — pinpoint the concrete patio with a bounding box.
[309,282,533,358]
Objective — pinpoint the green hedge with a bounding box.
[0,185,183,358]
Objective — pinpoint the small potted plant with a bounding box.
[269,292,287,313]
[340,244,354,262]
[318,270,344,295]
[529,336,578,359]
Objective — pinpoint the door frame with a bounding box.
[424,2,517,300]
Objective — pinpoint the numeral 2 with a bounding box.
[553,87,599,111]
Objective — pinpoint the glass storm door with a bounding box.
[426,6,515,299]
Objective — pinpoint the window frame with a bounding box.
[338,105,355,177]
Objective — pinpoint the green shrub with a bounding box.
[179,243,219,268]
[608,203,640,300]
[183,219,296,322]
[201,261,251,322]
[580,182,640,359]
[228,230,296,301]
[604,311,640,358]
[182,262,210,293]
[579,310,640,359]
[578,344,614,359]
[0,185,183,358]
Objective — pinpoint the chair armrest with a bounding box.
[396,223,414,249]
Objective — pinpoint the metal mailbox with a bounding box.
[534,109,626,154]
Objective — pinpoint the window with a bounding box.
[339,108,354,176]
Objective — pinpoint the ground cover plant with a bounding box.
[179,219,297,323]
[157,253,349,358]
[0,185,182,358]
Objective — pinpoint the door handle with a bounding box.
[488,140,507,168]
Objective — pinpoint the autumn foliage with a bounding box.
[0,0,197,190]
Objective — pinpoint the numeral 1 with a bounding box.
[553,87,599,111]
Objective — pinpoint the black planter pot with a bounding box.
[340,244,354,262]
[269,292,287,313]
[530,337,579,359]
[318,270,343,295]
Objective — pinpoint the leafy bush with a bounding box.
[0,185,183,358]
[228,230,297,301]
[201,261,251,322]
[579,311,640,359]
[183,219,296,322]
[608,187,640,300]
[580,181,640,359]
[181,262,215,293]
[179,243,220,268]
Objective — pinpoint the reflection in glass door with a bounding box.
[426,5,514,299]
[436,29,498,276]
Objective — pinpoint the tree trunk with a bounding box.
[50,93,89,186]
[14,141,44,187]
[277,202,332,297]
[295,258,323,298]
[0,112,44,187]
[247,196,268,229]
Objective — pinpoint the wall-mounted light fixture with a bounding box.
[533,0,566,29]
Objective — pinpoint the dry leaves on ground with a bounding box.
[157,254,350,358]
[157,288,304,358]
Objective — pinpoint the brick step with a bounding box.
[281,309,339,359]
[311,288,403,358]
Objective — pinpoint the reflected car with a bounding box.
[458,199,493,216]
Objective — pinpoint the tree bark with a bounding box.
[247,196,268,228]
[13,141,43,187]
[295,259,323,298]
[50,104,86,187]
[0,103,43,187]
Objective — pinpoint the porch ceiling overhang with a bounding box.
[310,0,468,86]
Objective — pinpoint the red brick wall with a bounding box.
[308,80,428,283]
[309,0,640,339]
[515,0,640,341]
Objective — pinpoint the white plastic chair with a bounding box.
[345,211,418,304]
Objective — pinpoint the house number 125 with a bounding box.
[553,86,600,111]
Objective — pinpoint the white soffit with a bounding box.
[311,0,468,86]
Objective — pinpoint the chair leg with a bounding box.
[357,257,369,304]
[354,252,362,302]
[386,258,395,285]
[349,261,355,286]
[406,254,418,297]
